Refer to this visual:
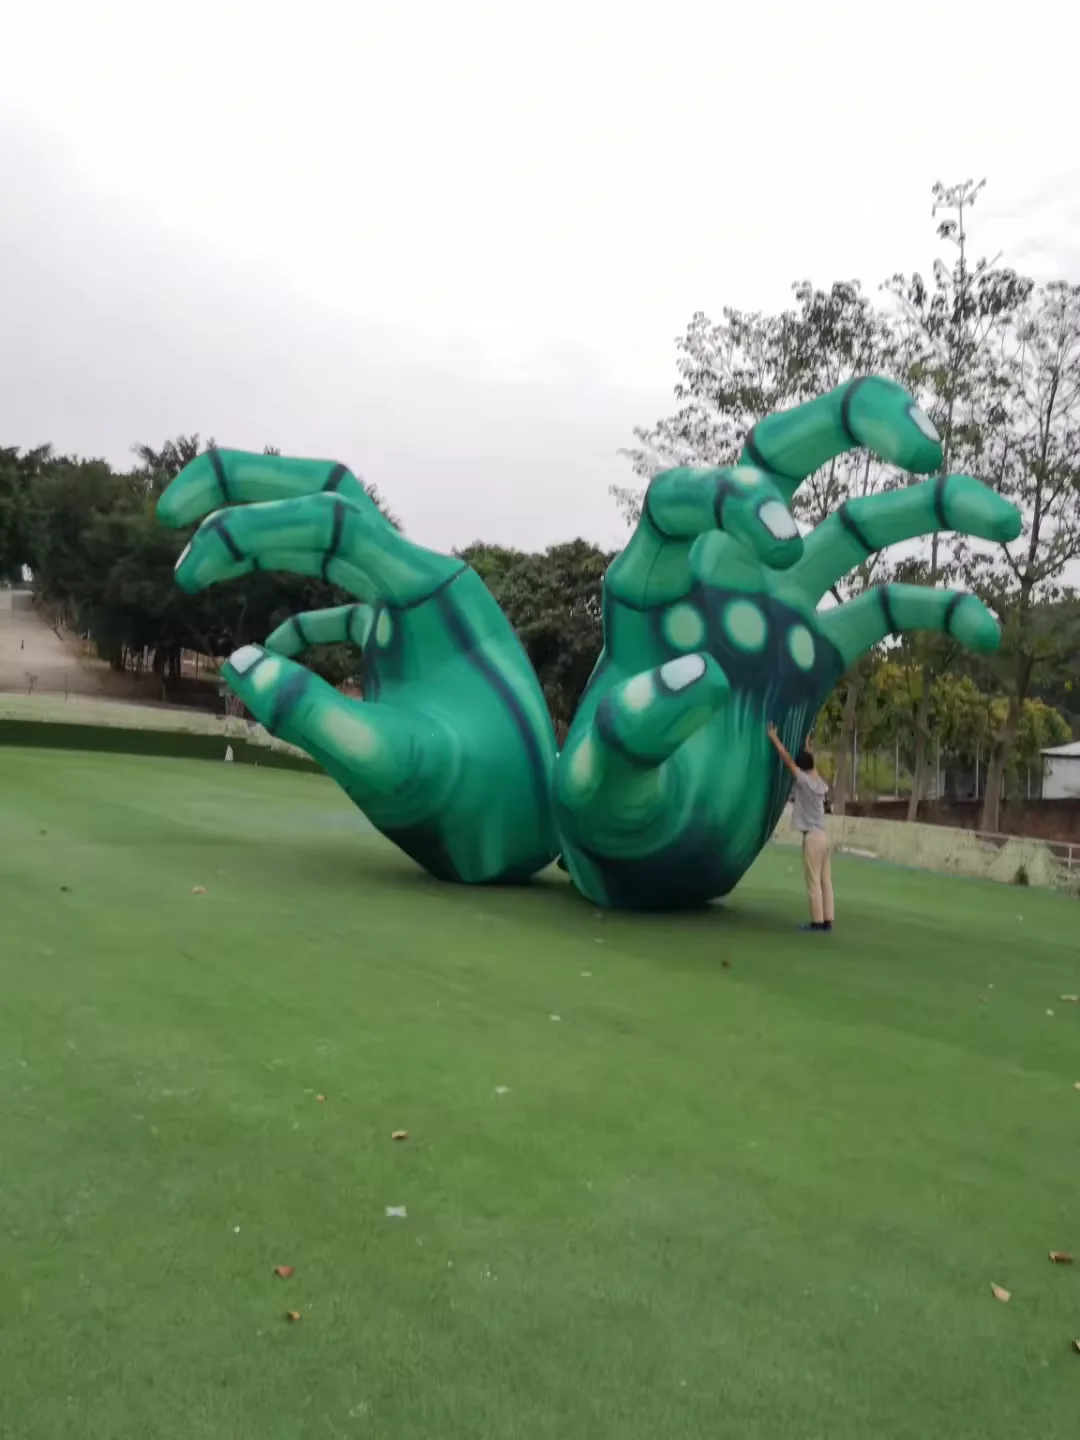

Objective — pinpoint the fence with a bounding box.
[771,808,1080,894]
[819,741,1044,806]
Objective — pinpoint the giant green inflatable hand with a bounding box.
[158,453,559,884]
[554,377,1022,910]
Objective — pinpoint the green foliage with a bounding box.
[817,648,1072,783]
[459,537,613,733]
[1,438,610,728]
[6,438,393,692]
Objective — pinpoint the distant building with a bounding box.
[1041,741,1080,799]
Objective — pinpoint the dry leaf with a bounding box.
[315,1094,326,1102]
[1073,1339,1080,1354]
[192,885,207,895]
[1075,1082,1080,1091]
[391,1130,408,1142]
[1049,1251,1073,1265]
[991,1283,1011,1303]
[285,1310,301,1323]
[1060,994,1080,1003]
[273,1265,295,1279]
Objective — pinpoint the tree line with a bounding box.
[1,177,1078,829]
[0,437,613,739]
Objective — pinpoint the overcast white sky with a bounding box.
[2,0,1079,552]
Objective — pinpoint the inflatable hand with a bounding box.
[158,452,559,884]
[554,377,1022,910]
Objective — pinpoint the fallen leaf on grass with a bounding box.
[1060,994,1080,1004]
[1049,1251,1073,1265]
[494,1086,511,1096]
[1073,1339,1080,1354]
[192,886,207,895]
[1075,1082,1080,1091]
[315,1094,326,1102]
[273,1265,295,1279]
[285,1310,301,1323]
[991,1284,1011,1303]
[391,1130,408,1142]
[385,1206,407,1219]
[1046,1010,1055,1017]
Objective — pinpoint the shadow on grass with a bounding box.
[273,829,804,969]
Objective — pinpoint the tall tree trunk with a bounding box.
[906,689,931,821]
[980,696,1020,835]
[830,682,860,815]
[980,652,1033,833]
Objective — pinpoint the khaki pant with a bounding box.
[802,828,833,925]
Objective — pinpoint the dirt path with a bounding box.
[0,588,102,696]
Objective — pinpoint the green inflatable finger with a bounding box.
[819,585,1001,668]
[157,449,391,530]
[741,376,943,500]
[789,474,1022,603]
[265,605,374,657]
[174,491,460,606]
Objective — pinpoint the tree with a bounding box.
[882,178,1030,819]
[1022,596,1080,728]
[22,451,142,627]
[132,435,208,495]
[462,539,612,736]
[959,281,1080,829]
[10,436,405,699]
[0,444,53,582]
[615,301,807,521]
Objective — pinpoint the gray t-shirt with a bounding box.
[791,770,828,832]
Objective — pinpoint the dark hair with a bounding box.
[795,748,815,772]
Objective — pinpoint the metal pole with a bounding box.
[894,737,899,796]
[936,738,941,801]
[853,728,859,803]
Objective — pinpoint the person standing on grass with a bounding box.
[766,723,833,933]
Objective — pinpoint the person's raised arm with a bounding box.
[766,722,800,778]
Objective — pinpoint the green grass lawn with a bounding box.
[2,749,1078,1440]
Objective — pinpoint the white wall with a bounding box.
[1042,756,1080,799]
